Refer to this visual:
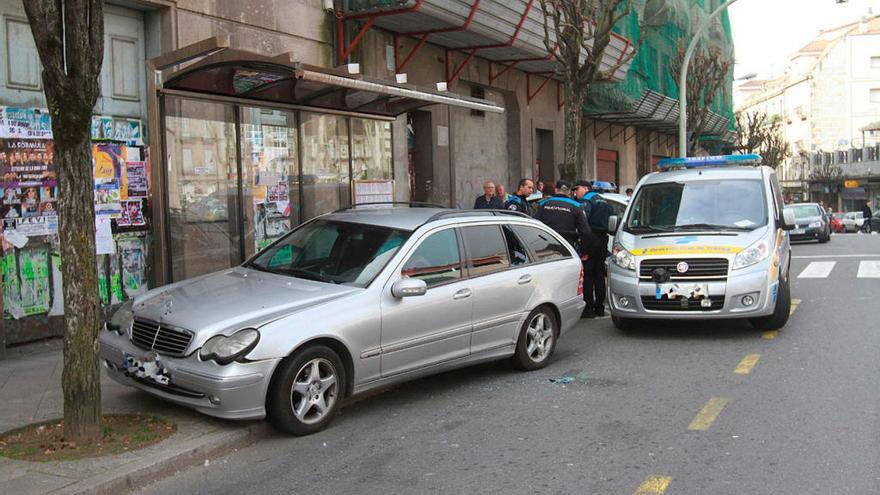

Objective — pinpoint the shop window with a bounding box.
[5,17,41,90]
[351,118,392,181]
[301,113,351,220]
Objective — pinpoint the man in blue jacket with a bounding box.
[535,180,590,254]
[504,178,535,216]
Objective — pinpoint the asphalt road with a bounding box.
[140,233,880,495]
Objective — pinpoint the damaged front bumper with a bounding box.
[99,330,280,420]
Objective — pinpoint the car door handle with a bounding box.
[453,289,472,300]
[517,275,533,285]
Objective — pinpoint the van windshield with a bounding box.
[625,179,768,233]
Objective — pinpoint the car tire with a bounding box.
[749,268,791,331]
[512,306,558,371]
[611,314,637,331]
[266,345,346,436]
[819,230,829,243]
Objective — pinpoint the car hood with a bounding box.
[132,267,359,338]
[618,227,769,256]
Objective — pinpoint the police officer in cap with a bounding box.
[576,180,613,318]
[535,180,591,254]
[505,178,535,216]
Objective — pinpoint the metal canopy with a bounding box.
[340,0,635,83]
[584,90,732,141]
[161,47,504,116]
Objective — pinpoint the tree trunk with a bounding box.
[56,120,101,442]
[561,83,587,182]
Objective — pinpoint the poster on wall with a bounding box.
[117,200,145,227]
[95,215,115,254]
[0,108,52,139]
[19,248,51,316]
[0,138,56,187]
[126,161,148,198]
[353,180,394,206]
[93,143,125,183]
[119,237,148,297]
[95,183,122,216]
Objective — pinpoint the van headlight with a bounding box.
[199,329,260,365]
[808,221,821,228]
[106,300,134,335]
[611,243,636,271]
[733,239,770,270]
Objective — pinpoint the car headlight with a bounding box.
[106,300,134,335]
[611,243,636,271]
[733,239,770,270]
[808,221,821,228]
[199,329,260,365]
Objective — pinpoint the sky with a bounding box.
[728,0,880,80]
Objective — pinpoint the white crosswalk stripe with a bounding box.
[798,261,836,279]
[857,261,880,278]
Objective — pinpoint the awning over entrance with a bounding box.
[161,46,504,116]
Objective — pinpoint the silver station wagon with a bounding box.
[100,206,585,435]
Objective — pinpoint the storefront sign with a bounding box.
[844,180,860,189]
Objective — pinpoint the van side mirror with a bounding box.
[608,215,619,234]
[781,209,796,231]
[391,278,427,298]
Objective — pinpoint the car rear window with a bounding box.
[461,225,511,276]
[511,225,571,262]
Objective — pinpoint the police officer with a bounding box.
[505,178,535,216]
[576,180,613,318]
[535,180,591,255]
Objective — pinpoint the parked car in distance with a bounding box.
[870,212,880,233]
[786,203,831,243]
[841,211,866,233]
[99,205,585,435]
[830,212,845,234]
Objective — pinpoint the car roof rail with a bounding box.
[332,201,449,213]
[419,209,530,228]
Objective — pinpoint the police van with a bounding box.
[606,154,796,330]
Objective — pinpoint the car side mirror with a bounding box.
[782,209,796,231]
[391,278,427,298]
[607,215,619,234]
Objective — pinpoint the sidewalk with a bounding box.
[0,339,269,494]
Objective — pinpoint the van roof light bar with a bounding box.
[657,154,763,170]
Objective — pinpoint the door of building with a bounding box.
[535,129,554,187]
[407,110,435,204]
[597,149,619,183]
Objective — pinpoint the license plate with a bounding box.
[792,228,805,234]
[656,282,710,300]
[122,353,171,385]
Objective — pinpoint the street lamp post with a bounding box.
[678,0,739,157]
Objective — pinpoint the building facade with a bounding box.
[736,15,880,209]
[0,0,735,351]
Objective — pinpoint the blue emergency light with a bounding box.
[657,154,762,170]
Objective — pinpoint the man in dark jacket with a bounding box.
[576,180,613,318]
[535,180,591,254]
[863,202,873,233]
[505,178,535,216]
[474,181,504,209]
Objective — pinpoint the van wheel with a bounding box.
[611,314,637,331]
[513,307,558,371]
[266,345,346,436]
[749,271,791,331]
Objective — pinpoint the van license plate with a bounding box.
[656,282,710,301]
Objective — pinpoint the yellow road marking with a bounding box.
[734,353,761,374]
[688,397,729,431]
[762,330,778,340]
[790,298,801,316]
[634,475,673,494]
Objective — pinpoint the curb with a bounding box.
[53,422,271,495]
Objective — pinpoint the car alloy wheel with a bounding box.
[525,312,555,364]
[290,358,339,425]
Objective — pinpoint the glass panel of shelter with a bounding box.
[162,96,393,282]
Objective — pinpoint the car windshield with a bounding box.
[246,220,411,288]
[626,179,768,233]
[788,205,821,218]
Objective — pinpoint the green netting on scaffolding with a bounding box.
[586,0,736,132]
